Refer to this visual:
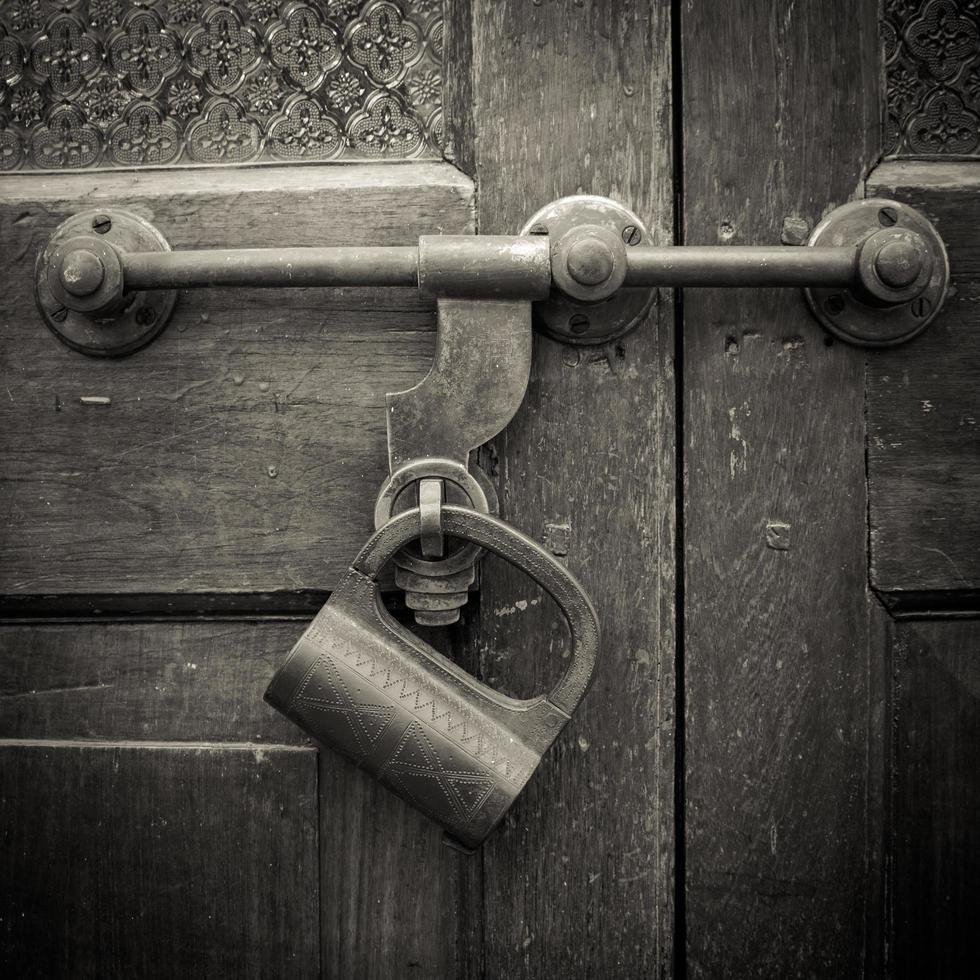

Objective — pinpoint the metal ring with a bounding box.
[418,478,444,558]
[353,505,601,717]
[374,458,490,575]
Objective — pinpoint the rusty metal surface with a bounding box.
[521,194,656,346]
[264,504,600,849]
[384,298,532,473]
[623,245,858,286]
[34,207,176,357]
[417,235,550,299]
[804,198,950,347]
[380,297,531,625]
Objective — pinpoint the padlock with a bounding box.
[265,505,599,849]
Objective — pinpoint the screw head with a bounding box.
[59,248,105,297]
[92,214,112,234]
[568,312,590,334]
[877,207,898,227]
[566,236,615,286]
[825,294,846,316]
[910,296,932,319]
[622,224,641,246]
[874,239,922,289]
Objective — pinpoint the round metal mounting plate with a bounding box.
[805,198,949,348]
[35,209,177,357]
[522,195,656,346]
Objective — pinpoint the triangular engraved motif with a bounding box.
[351,705,395,747]
[297,654,347,706]
[387,770,458,823]
[446,775,495,820]
[390,722,439,772]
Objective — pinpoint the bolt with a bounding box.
[566,236,615,286]
[874,239,921,289]
[135,305,157,326]
[568,312,590,334]
[780,215,810,246]
[825,294,846,316]
[92,214,112,234]
[59,248,105,297]
[622,224,641,246]
[878,206,898,227]
[910,296,932,319]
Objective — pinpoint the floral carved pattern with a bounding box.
[347,90,423,157]
[268,2,341,90]
[0,0,443,170]
[29,104,100,169]
[186,97,261,162]
[347,1,423,87]
[108,9,181,94]
[269,94,343,159]
[31,14,100,96]
[884,0,980,156]
[109,101,182,165]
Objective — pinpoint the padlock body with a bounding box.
[266,568,568,849]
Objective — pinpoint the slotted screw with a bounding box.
[622,225,641,246]
[877,207,898,227]
[910,296,932,319]
[92,215,112,234]
[825,294,846,316]
[569,312,590,334]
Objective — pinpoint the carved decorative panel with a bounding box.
[0,0,444,171]
[883,0,980,157]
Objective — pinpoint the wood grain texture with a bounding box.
[319,749,476,979]
[318,622,474,980]
[681,1,880,975]
[884,618,980,979]
[0,621,305,743]
[0,618,468,978]
[866,162,980,602]
[452,1,676,976]
[0,164,472,602]
[0,740,319,979]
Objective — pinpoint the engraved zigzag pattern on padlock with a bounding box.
[302,620,529,783]
[292,653,500,829]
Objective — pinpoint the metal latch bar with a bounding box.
[35,195,950,355]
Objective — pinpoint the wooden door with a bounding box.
[1,1,977,978]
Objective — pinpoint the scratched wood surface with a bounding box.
[0,164,472,606]
[451,1,676,975]
[681,2,880,975]
[0,621,303,742]
[884,618,980,978]
[866,162,980,610]
[0,740,319,979]
[0,620,466,976]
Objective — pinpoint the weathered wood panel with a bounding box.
[0,621,304,743]
[454,0,676,975]
[681,2,880,975]
[0,619,468,977]
[0,740,319,979]
[0,164,473,604]
[866,162,980,607]
[885,619,980,978]
[319,750,472,979]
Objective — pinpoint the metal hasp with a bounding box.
[36,196,949,356]
[804,198,950,347]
